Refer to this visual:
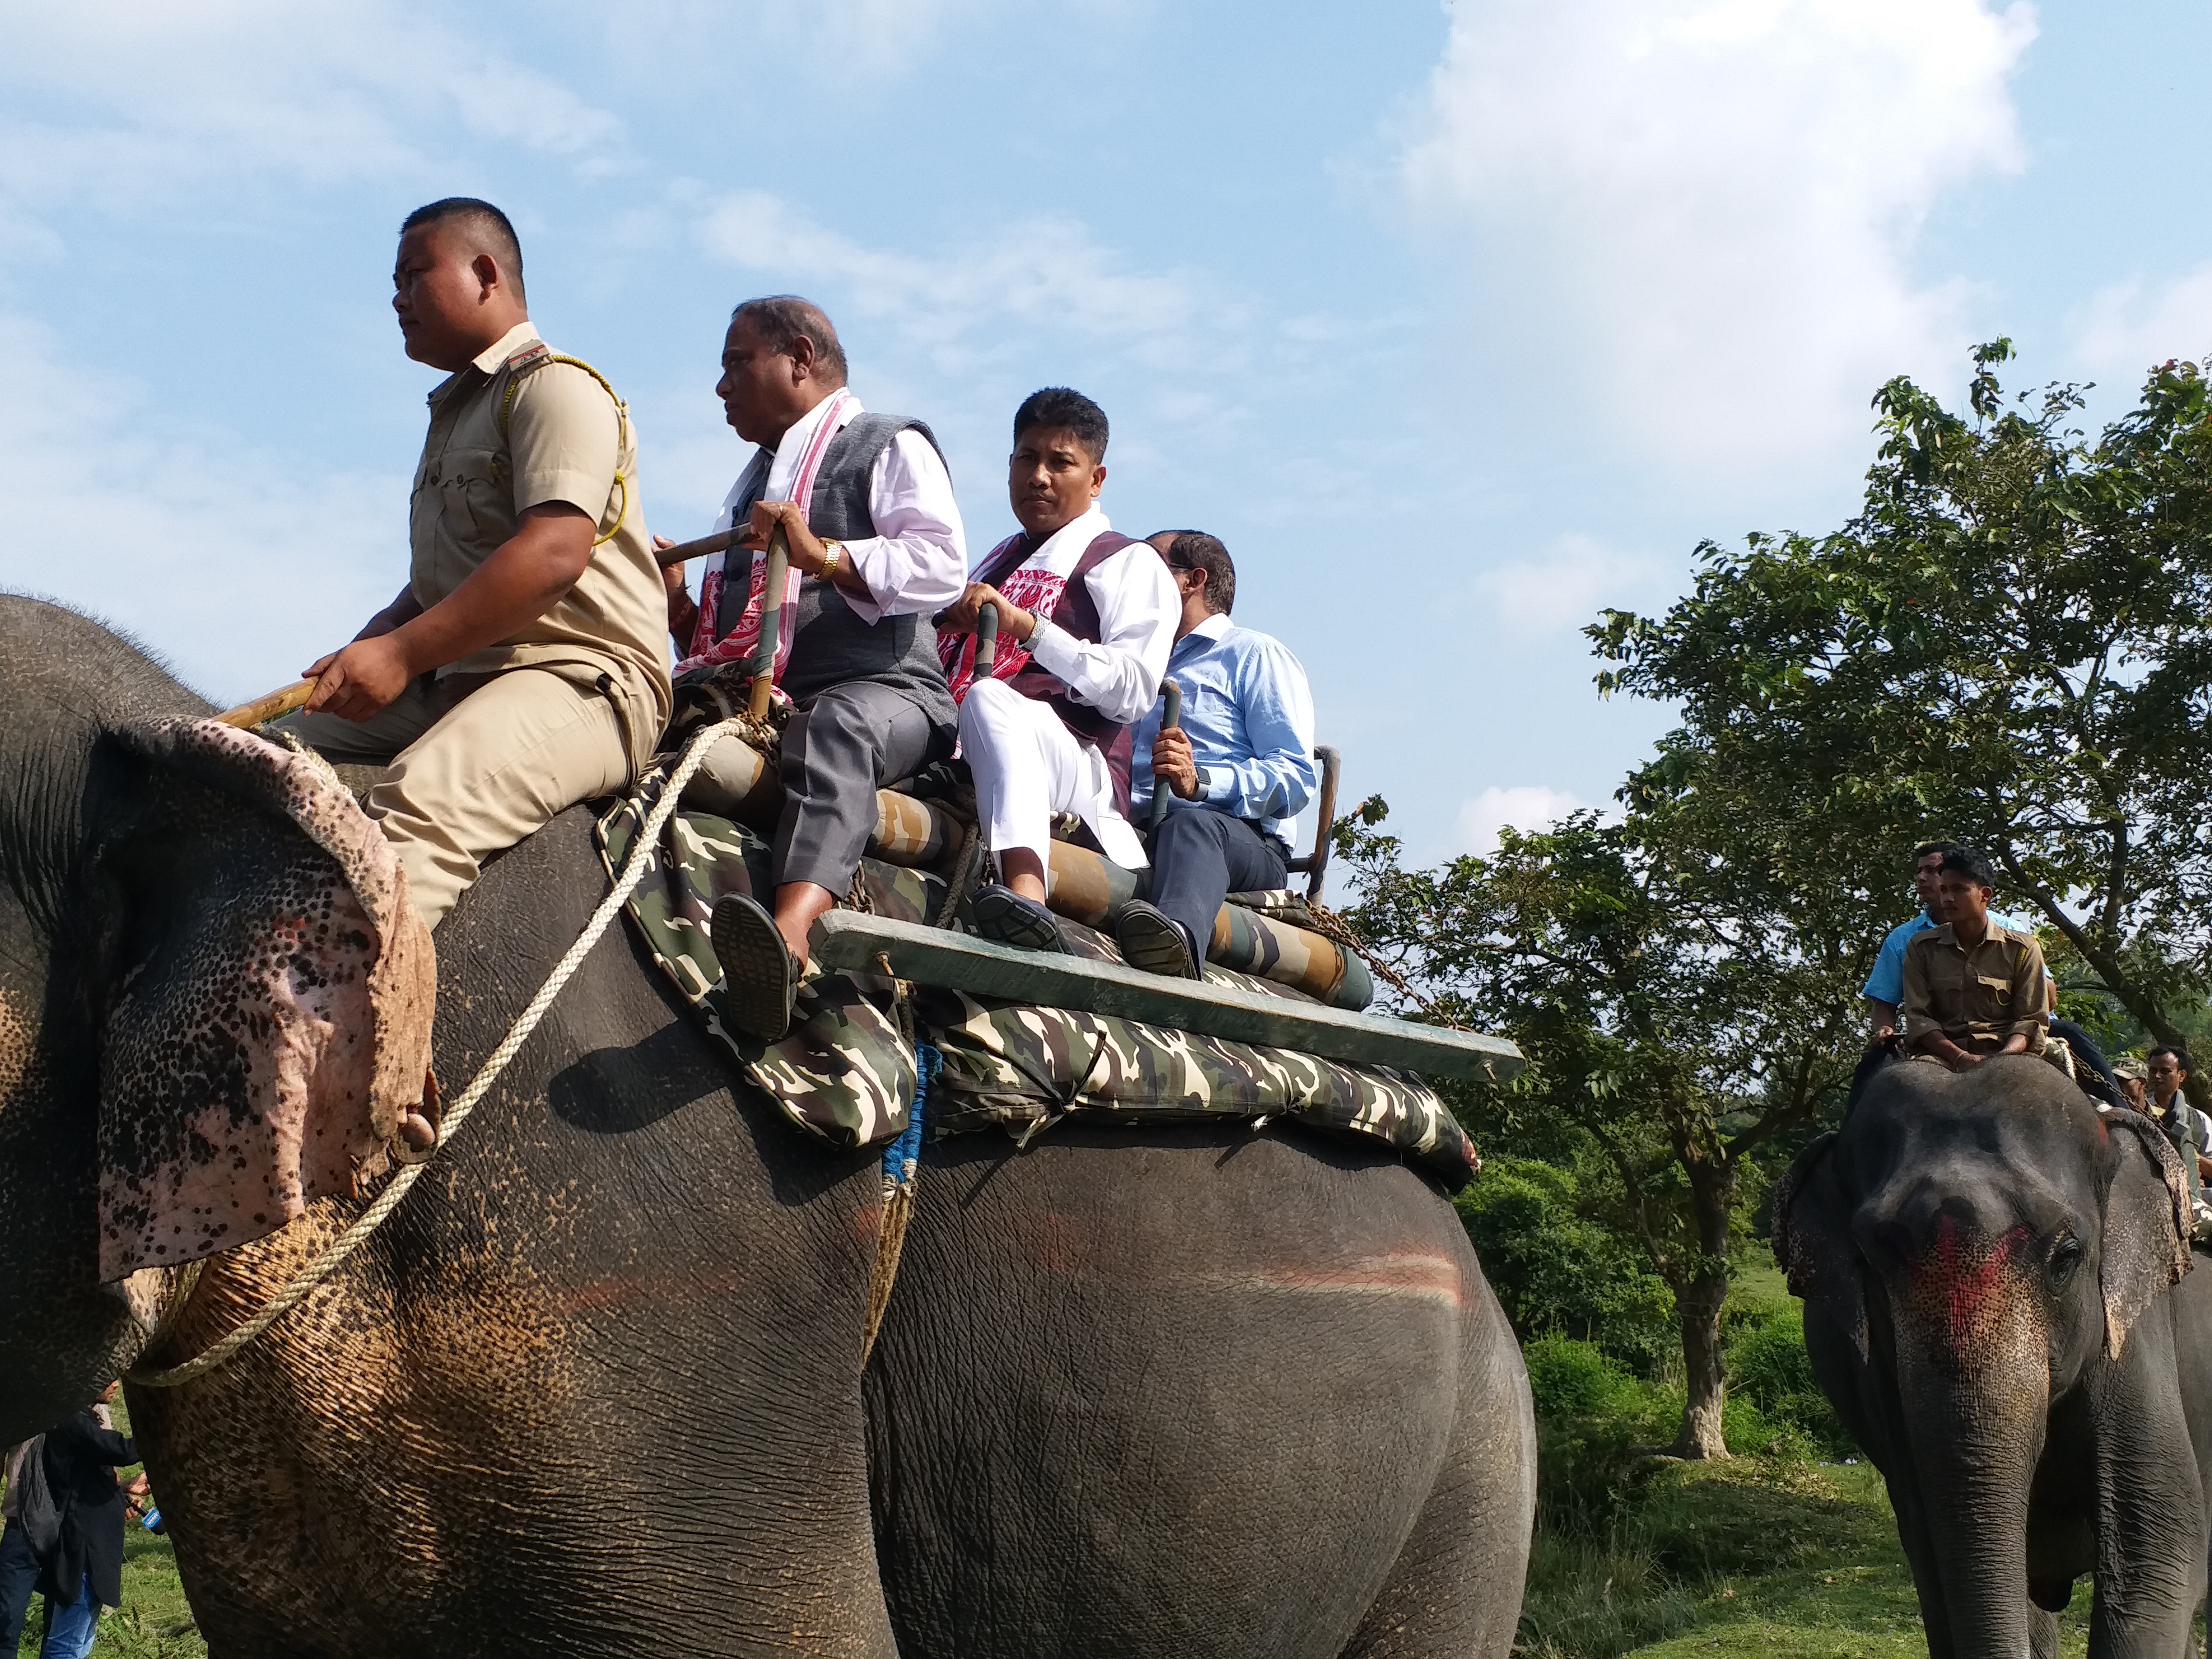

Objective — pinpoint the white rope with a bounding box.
[131,718,748,1389]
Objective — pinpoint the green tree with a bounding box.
[1339,808,1865,1458]
[1592,343,2212,1094]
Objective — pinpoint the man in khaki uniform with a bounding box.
[1901,846,2050,1071]
[282,197,672,927]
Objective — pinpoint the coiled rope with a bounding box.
[130,717,749,1388]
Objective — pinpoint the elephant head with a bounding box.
[1774,1056,2190,1659]
[0,599,435,1441]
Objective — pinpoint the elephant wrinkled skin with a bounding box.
[1776,1055,2212,1659]
[0,597,1536,1659]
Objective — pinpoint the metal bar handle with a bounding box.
[1149,679,1183,831]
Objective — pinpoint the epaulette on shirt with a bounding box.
[505,339,553,374]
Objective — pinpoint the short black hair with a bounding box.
[2150,1046,2191,1072]
[1156,531,1236,615]
[1913,841,1972,865]
[730,295,848,386]
[1013,387,1108,461]
[1936,848,1996,888]
[401,198,524,300]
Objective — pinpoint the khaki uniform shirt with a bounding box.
[1901,921,2048,1055]
[411,321,672,768]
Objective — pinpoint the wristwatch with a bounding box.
[820,541,844,582]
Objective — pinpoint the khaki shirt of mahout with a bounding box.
[412,321,673,767]
[1901,921,2049,1056]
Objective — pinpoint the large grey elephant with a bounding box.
[0,596,1535,1658]
[1776,1053,2212,1659]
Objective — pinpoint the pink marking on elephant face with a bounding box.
[96,720,435,1283]
[1904,1215,2032,1358]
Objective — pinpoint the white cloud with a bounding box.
[0,1,629,232]
[1474,532,1666,635]
[1400,0,2035,483]
[1455,784,1594,857]
[2071,264,2212,387]
[0,314,399,705]
[697,190,1213,375]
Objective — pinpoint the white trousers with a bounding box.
[959,678,1147,870]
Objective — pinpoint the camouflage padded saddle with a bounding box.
[596,769,1478,1189]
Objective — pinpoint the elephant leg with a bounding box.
[1336,1283,1536,1659]
[2031,1607,2059,1659]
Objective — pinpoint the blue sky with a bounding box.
[4,0,2208,866]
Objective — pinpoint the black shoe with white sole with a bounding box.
[970,883,1066,953]
[1115,899,1201,979]
[710,892,800,1042]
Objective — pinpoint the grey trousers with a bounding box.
[775,680,953,894]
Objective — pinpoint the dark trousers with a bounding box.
[1148,807,1289,959]
[0,1519,37,1652]
[775,682,952,894]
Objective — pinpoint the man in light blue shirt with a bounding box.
[1864,841,2032,1038]
[1116,532,1319,977]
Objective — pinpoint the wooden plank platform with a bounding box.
[809,911,1523,1084]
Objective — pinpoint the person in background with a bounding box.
[2146,1047,2212,1192]
[1865,841,2032,1041]
[2113,1054,2150,1112]
[1116,531,1317,978]
[35,1382,140,1659]
[0,1439,38,1653]
[1901,848,2049,1070]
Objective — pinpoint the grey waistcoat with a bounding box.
[715,411,959,732]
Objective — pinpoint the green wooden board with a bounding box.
[808,911,1523,1084]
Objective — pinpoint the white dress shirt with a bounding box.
[714,392,967,625]
[1011,507,1179,721]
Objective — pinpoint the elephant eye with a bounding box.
[2048,1237,2084,1289]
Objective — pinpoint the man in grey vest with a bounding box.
[663,296,966,1040]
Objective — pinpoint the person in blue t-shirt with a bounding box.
[1863,842,2031,1041]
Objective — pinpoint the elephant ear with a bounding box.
[93,720,436,1283]
[1773,1130,1868,1360]
[2099,1109,2192,1360]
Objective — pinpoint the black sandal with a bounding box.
[970,883,1066,953]
[710,893,800,1042]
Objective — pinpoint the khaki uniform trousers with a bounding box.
[279,668,629,929]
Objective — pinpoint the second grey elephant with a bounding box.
[1777,1054,2212,1659]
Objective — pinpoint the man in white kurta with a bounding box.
[937,386,1178,951]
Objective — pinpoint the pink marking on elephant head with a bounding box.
[96,720,435,1282]
[1904,1214,2032,1359]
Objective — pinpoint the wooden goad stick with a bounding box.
[216,679,318,729]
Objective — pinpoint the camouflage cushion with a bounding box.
[596,778,1479,1188]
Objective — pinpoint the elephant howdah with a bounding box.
[1776,1055,2212,1659]
[681,726,1373,1008]
[594,775,1481,1184]
[0,597,1536,1657]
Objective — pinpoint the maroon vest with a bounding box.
[958,528,1142,812]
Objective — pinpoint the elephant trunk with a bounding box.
[1890,1217,2051,1659]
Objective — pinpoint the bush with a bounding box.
[1724,1305,1852,1457]
[1524,1336,1676,1533]
[1457,1157,1677,1377]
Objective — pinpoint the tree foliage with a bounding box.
[1343,343,2212,1454]
[1593,343,2212,1070]
[1338,807,1865,1457]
